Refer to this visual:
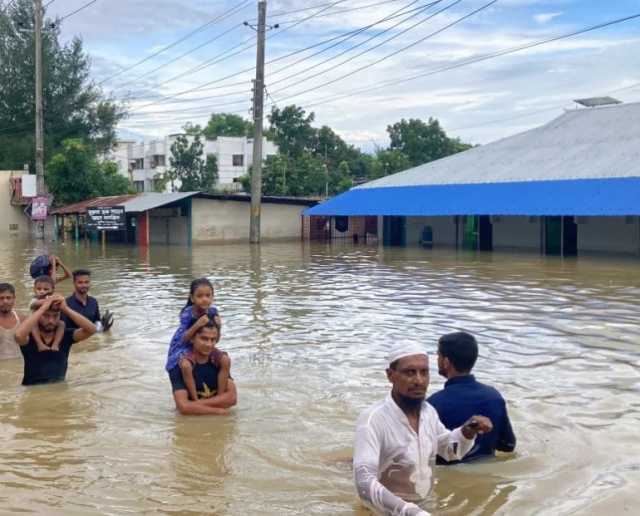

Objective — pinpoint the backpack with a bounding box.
[29,255,51,279]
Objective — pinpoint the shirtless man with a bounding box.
[0,283,21,360]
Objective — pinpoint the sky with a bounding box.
[43,0,640,150]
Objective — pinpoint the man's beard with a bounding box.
[395,392,425,411]
[0,307,11,314]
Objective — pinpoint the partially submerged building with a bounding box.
[52,192,317,246]
[305,100,640,256]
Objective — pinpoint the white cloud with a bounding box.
[534,12,563,24]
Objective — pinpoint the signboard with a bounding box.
[86,206,126,231]
[31,196,49,221]
[22,174,37,198]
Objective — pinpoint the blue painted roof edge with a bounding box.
[304,177,640,216]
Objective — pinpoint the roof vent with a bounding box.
[574,96,622,108]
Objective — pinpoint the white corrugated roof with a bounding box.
[120,192,199,212]
[359,102,640,189]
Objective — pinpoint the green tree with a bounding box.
[201,154,219,193]
[202,113,253,139]
[387,118,472,167]
[45,139,129,205]
[267,105,317,157]
[374,148,412,178]
[167,135,218,192]
[0,0,126,171]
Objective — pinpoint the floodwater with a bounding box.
[1,240,639,515]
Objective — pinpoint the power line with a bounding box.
[272,0,496,103]
[98,1,252,86]
[110,0,399,99]
[129,0,351,109]
[289,11,640,113]
[268,0,448,94]
[122,1,433,112]
[150,0,351,92]
[58,0,99,22]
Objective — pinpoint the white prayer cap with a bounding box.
[387,342,428,366]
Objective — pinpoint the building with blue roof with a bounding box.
[305,101,640,256]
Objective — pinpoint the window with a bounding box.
[9,224,19,231]
[152,155,165,168]
[134,181,145,193]
[134,158,144,169]
[232,154,244,167]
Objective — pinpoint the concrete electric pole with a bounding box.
[249,0,267,244]
[34,0,45,197]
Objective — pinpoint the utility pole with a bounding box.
[34,0,45,197]
[249,0,267,244]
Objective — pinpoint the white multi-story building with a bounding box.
[111,135,278,193]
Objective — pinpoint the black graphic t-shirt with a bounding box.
[169,361,220,400]
[20,329,76,386]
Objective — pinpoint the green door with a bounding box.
[463,216,478,250]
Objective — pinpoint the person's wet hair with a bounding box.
[73,269,91,280]
[194,318,220,336]
[183,277,214,311]
[34,275,55,288]
[0,283,15,295]
[438,332,478,373]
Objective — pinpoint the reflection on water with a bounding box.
[1,241,640,514]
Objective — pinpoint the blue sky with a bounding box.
[46,0,640,150]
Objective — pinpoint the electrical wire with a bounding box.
[118,0,426,103]
[128,0,351,109]
[58,0,98,22]
[271,0,496,102]
[121,0,432,109]
[268,0,448,94]
[123,11,640,128]
[98,0,252,86]
[149,0,351,92]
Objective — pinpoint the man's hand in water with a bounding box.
[461,415,493,439]
[100,310,114,332]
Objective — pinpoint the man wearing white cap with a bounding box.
[353,342,493,516]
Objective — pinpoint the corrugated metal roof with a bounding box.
[120,192,199,213]
[359,102,640,190]
[305,102,640,217]
[52,195,138,215]
[305,177,640,216]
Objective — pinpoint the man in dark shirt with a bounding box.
[427,331,516,464]
[62,269,113,332]
[14,294,97,385]
[169,321,237,416]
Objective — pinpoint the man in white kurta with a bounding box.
[353,343,493,516]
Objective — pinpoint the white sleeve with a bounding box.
[354,419,430,516]
[433,409,475,462]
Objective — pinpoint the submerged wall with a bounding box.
[577,216,640,254]
[191,198,305,243]
[493,216,542,250]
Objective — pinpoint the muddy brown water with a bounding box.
[1,241,639,515]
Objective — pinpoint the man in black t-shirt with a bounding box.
[14,294,97,385]
[62,269,113,332]
[169,321,236,416]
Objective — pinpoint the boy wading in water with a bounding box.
[166,278,223,402]
[169,320,236,416]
